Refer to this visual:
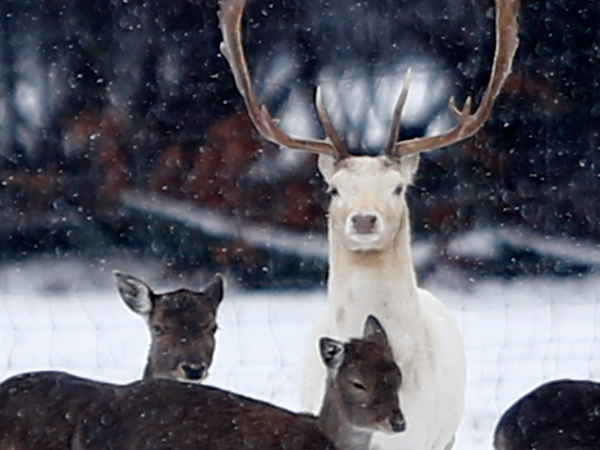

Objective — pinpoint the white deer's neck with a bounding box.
[318,383,372,450]
[327,210,419,336]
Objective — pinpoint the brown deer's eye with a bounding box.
[351,380,367,391]
[152,325,166,336]
[209,324,218,334]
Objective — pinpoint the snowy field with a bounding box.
[2,255,600,449]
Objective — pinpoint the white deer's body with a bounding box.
[218,0,518,448]
[305,247,466,450]
[301,155,466,450]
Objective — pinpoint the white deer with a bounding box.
[218,1,520,449]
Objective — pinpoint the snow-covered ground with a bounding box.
[1,255,600,449]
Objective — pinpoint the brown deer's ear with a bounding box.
[113,271,154,315]
[319,337,345,370]
[363,315,389,344]
[204,274,224,306]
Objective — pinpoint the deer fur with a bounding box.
[494,379,600,450]
[0,371,114,450]
[0,273,223,450]
[301,154,466,450]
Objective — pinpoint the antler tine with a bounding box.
[383,68,412,157]
[315,87,350,158]
[218,0,345,160]
[389,0,520,158]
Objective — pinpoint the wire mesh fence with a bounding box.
[2,256,600,449]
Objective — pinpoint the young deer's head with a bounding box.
[219,0,519,252]
[319,315,404,440]
[114,272,223,383]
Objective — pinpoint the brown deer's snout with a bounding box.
[389,411,406,433]
[351,214,378,234]
[180,362,207,381]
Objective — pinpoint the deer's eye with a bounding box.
[393,185,404,196]
[152,325,166,336]
[351,380,367,391]
[328,187,339,197]
[209,324,218,334]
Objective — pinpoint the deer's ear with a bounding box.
[204,274,224,306]
[319,337,345,369]
[399,153,419,183]
[363,315,389,344]
[317,154,337,182]
[113,271,154,315]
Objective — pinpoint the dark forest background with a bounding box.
[1,0,599,287]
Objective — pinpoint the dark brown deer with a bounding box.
[493,379,600,450]
[0,372,113,450]
[69,315,403,450]
[0,273,224,450]
[114,271,223,382]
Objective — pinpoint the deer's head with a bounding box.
[318,153,419,251]
[218,0,519,252]
[114,271,224,383]
[320,315,404,433]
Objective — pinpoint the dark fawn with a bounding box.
[0,273,224,450]
[71,315,404,450]
[494,379,600,450]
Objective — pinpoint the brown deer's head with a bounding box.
[219,0,519,252]
[320,315,405,435]
[114,272,223,383]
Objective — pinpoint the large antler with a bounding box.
[384,0,520,158]
[218,0,349,160]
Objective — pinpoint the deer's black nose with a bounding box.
[389,414,406,433]
[182,363,206,380]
